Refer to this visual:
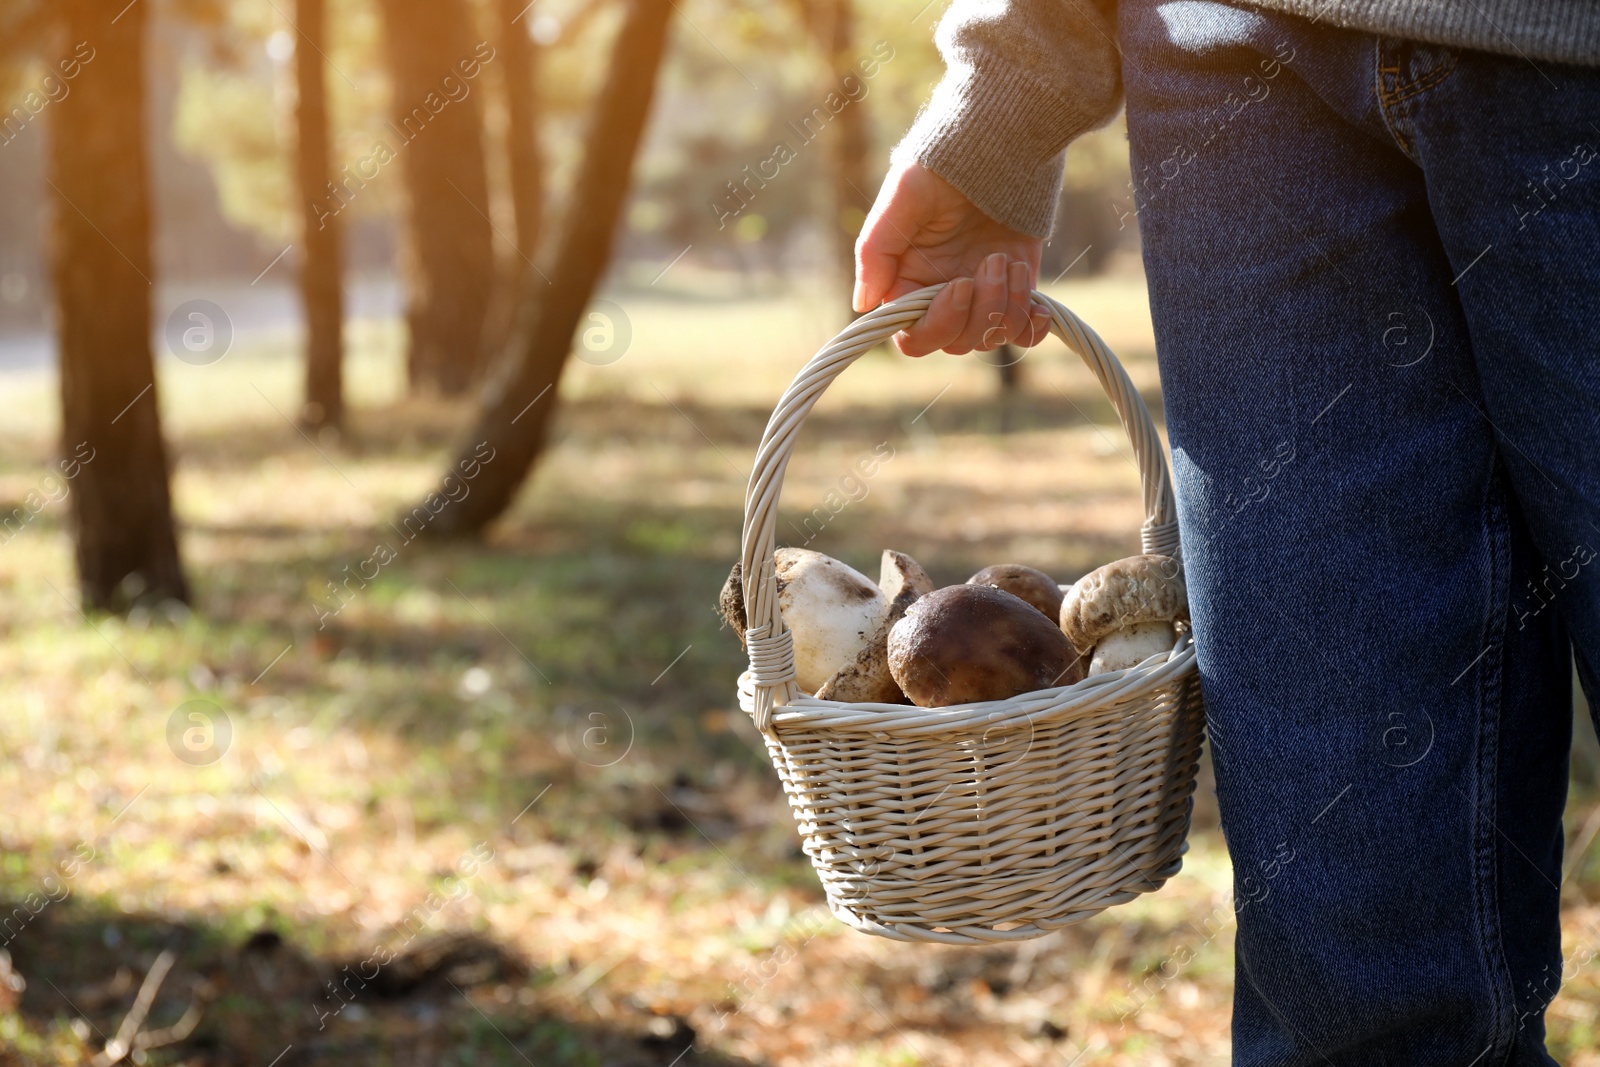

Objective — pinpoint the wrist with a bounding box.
[892,58,1103,239]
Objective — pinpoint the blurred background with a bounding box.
[0,0,1597,1063]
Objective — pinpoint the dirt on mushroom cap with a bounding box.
[717,562,747,646]
[815,550,936,703]
[777,550,883,604]
[773,549,888,693]
[1059,554,1187,654]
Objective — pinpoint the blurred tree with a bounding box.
[174,53,292,242]
[50,0,188,609]
[992,343,1023,433]
[1042,120,1133,280]
[498,0,544,283]
[172,0,401,277]
[295,0,345,432]
[0,3,51,332]
[479,0,546,363]
[424,0,673,536]
[0,3,51,67]
[376,0,496,395]
[793,0,871,290]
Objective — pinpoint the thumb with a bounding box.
[852,179,916,313]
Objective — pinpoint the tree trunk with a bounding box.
[296,0,344,431]
[50,0,188,610]
[479,0,545,363]
[803,0,872,288]
[376,0,497,395]
[423,0,673,537]
[498,0,543,279]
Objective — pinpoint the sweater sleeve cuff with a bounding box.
[891,59,1105,239]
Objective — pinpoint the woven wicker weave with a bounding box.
[735,284,1204,944]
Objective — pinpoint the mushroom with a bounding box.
[1059,555,1188,675]
[888,585,1082,707]
[720,548,888,692]
[717,562,747,644]
[967,563,1064,620]
[816,550,935,703]
[775,549,890,692]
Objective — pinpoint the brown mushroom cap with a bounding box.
[717,562,747,646]
[1059,554,1188,655]
[888,585,1081,708]
[816,550,936,703]
[967,564,1063,620]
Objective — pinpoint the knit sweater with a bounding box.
[893,0,1600,238]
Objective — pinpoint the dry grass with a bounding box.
[0,270,1597,1065]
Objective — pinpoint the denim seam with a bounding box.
[1390,51,1461,103]
[1474,461,1519,1062]
[1373,40,1459,164]
[1373,40,1418,163]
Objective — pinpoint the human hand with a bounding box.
[853,161,1050,357]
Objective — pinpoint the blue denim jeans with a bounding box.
[1119,1,1600,1061]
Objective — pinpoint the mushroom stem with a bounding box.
[1088,621,1176,675]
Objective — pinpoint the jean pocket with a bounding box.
[1376,39,1460,160]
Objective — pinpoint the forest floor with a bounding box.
[1,269,1598,1066]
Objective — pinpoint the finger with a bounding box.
[1001,259,1033,344]
[1017,297,1055,348]
[895,278,973,357]
[853,216,908,313]
[964,252,1010,351]
[854,172,921,311]
[882,275,935,305]
[1017,309,1053,348]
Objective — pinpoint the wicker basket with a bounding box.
[735,283,1204,944]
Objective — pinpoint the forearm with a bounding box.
[893,0,1122,238]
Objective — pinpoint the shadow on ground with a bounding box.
[4,902,754,1066]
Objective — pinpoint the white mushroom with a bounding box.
[1059,555,1188,675]
[879,549,936,606]
[770,548,887,693]
[1088,622,1180,675]
[816,550,935,703]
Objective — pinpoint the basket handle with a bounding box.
[740,283,1180,731]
